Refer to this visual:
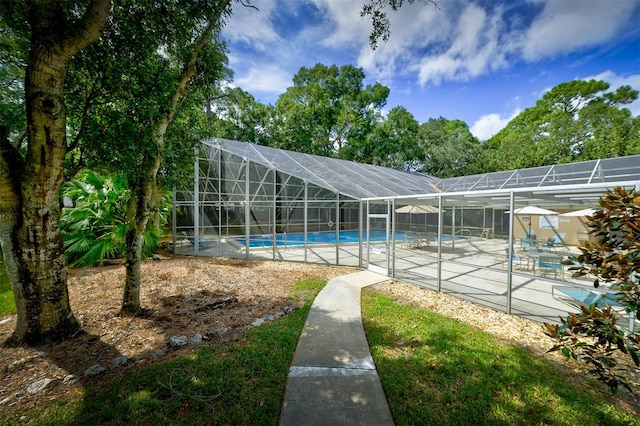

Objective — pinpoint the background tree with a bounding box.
[482,80,639,172]
[206,86,274,145]
[577,90,640,161]
[271,64,389,157]
[344,105,419,168]
[413,117,482,178]
[545,186,640,394]
[0,0,111,345]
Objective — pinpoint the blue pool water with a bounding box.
[235,230,392,248]
[234,230,467,248]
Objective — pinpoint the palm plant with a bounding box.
[61,170,169,267]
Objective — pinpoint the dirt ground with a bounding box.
[1,254,638,416]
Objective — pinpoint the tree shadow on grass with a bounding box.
[0,257,317,424]
[67,290,308,425]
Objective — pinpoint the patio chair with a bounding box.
[416,232,434,248]
[536,255,564,279]
[502,247,527,270]
[401,232,418,249]
[545,237,557,252]
[520,233,537,249]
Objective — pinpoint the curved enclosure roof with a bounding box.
[205,138,640,208]
[207,138,441,199]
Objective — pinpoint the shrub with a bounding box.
[545,186,640,394]
[61,170,170,267]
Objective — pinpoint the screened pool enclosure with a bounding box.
[173,138,441,266]
[174,138,640,326]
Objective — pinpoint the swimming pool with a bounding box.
[235,230,392,248]
[234,230,467,248]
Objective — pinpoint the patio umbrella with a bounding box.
[395,205,439,214]
[507,206,559,216]
[560,208,597,239]
[506,206,558,236]
[560,208,596,217]
[396,205,438,234]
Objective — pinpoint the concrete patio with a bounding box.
[177,236,635,329]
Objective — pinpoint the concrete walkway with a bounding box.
[279,270,394,426]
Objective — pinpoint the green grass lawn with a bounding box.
[0,251,15,315]
[361,289,639,426]
[0,278,326,426]
[1,278,638,425]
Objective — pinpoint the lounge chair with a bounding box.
[552,286,620,307]
[416,232,434,248]
[401,232,418,249]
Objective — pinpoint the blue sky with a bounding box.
[222,0,640,140]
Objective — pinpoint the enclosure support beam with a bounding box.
[451,206,456,251]
[304,181,308,264]
[272,168,277,262]
[506,191,515,314]
[335,192,340,265]
[194,150,200,255]
[244,159,250,259]
[217,147,222,257]
[172,188,177,254]
[358,200,363,269]
[391,198,396,279]
[437,196,443,292]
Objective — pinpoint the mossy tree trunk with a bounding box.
[0,1,110,345]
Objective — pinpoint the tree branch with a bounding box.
[238,0,258,11]
[361,0,439,49]
[156,0,232,139]
[60,0,112,59]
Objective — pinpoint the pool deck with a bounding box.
[175,236,636,329]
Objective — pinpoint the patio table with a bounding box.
[524,251,564,275]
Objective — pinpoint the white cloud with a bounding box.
[224,2,280,50]
[311,0,370,48]
[313,0,450,83]
[471,108,521,141]
[416,4,511,85]
[521,0,638,61]
[233,63,292,97]
[310,0,639,89]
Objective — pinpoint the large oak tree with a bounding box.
[0,0,111,345]
[483,80,639,172]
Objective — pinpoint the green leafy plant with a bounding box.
[61,170,170,267]
[545,186,640,394]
